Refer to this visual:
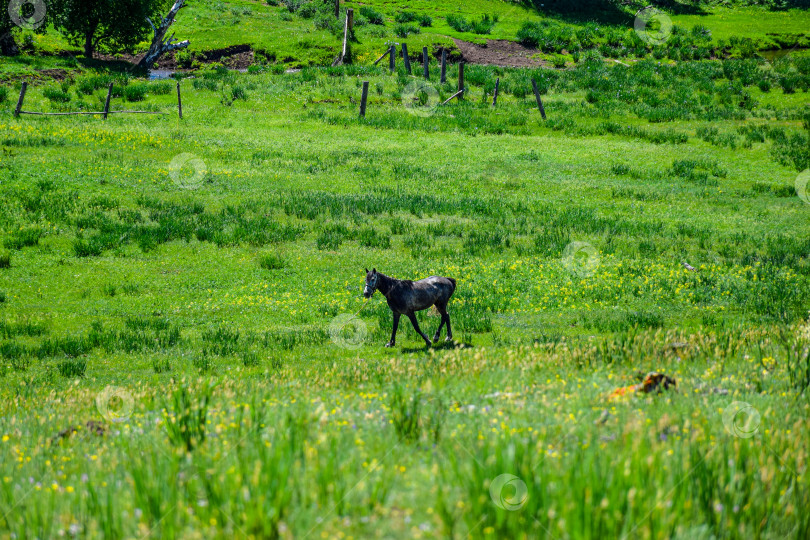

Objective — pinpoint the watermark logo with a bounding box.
[401,80,440,117]
[634,7,673,46]
[796,169,810,205]
[562,241,600,278]
[489,474,528,511]
[722,401,760,439]
[8,0,46,30]
[168,153,207,189]
[96,386,134,423]
[329,313,367,350]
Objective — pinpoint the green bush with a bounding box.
[0,251,9,269]
[446,14,472,33]
[43,87,71,103]
[394,23,420,38]
[3,226,43,250]
[123,83,148,102]
[259,252,285,270]
[360,6,384,25]
[298,1,318,18]
[314,12,341,34]
[150,81,173,95]
[175,49,193,68]
[448,13,497,34]
[0,87,7,103]
[471,14,498,34]
[357,227,391,249]
[57,357,87,378]
[230,85,247,101]
[193,79,219,91]
[395,11,431,27]
[281,0,302,12]
[75,74,117,95]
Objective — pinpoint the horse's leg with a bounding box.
[407,312,432,347]
[433,304,447,343]
[444,310,453,342]
[385,312,400,347]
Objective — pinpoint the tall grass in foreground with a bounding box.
[2,335,809,538]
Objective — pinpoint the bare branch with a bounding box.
[137,0,189,69]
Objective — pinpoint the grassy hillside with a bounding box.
[9,0,810,69]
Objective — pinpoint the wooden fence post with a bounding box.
[103,83,113,120]
[360,81,369,118]
[440,49,447,83]
[402,43,411,75]
[389,44,396,73]
[177,82,183,119]
[372,48,390,66]
[493,77,500,106]
[14,82,27,117]
[531,78,547,120]
[458,62,464,100]
[423,47,429,80]
[347,8,353,31]
[334,0,339,18]
[438,89,464,106]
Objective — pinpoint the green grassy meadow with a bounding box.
[2,1,810,539]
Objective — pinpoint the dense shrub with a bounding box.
[123,83,148,102]
[360,6,384,25]
[447,14,498,34]
[43,87,71,103]
[150,81,174,95]
[395,11,431,27]
[394,23,420,37]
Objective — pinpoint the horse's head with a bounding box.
[363,268,378,298]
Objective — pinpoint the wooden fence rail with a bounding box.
[12,81,181,119]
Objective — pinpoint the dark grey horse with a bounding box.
[364,268,456,347]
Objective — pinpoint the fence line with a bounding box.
[18,110,166,116]
[12,80,181,119]
[359,48,550,121]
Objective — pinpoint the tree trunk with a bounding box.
[137,0,189,69]
[84,33,93,58]
[0,31,19,56]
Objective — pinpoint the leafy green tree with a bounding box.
[50,0,167,58]
[2,0,49,55]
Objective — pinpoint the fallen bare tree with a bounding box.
[137,0,189,69]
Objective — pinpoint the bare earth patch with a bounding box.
[453,38,550,68]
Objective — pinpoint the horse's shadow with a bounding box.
[399,340,469,354]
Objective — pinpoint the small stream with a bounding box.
[148,68,249,80]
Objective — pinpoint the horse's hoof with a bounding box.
[445,337,453,343]
[432,336,439,343]
[385,342,394,348]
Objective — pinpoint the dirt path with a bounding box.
[453,38,550,68]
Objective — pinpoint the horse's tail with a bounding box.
[447,277,457,295]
